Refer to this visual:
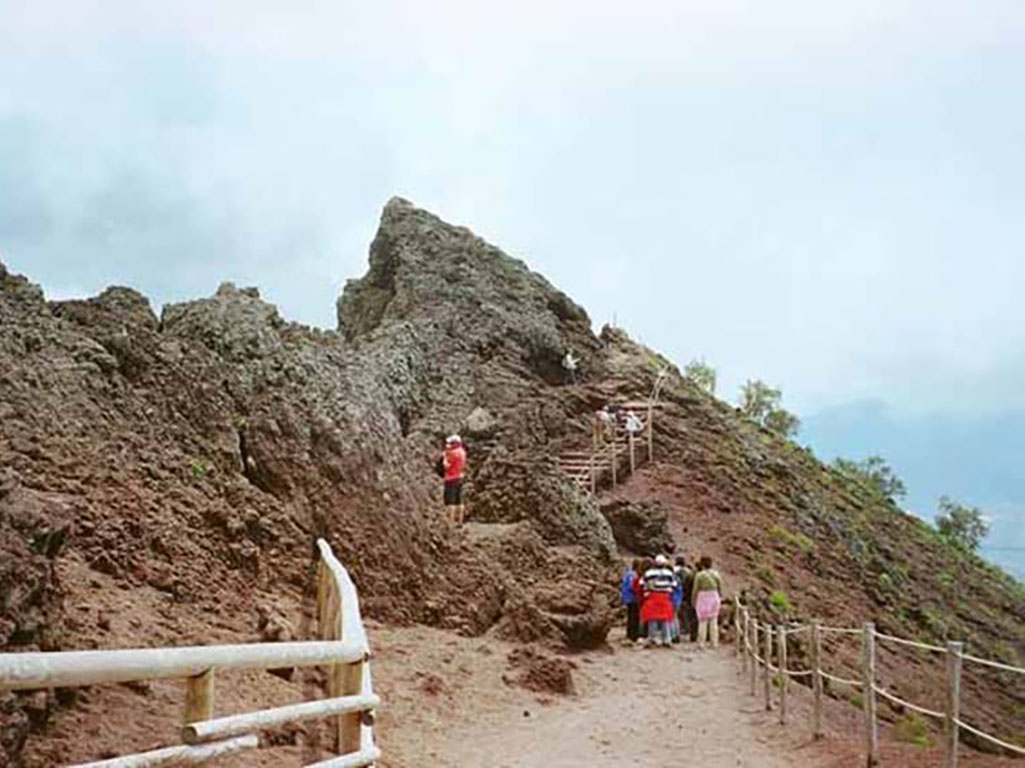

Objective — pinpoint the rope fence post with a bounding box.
[763,623,773,712]
[735,600,742,662]
[750,619,759,696]
[862,622,879,767]
[647,403,653,462]
[946,641,964,768]
[812,620,823,740]
[184,668,215,724]
[778,625,788,725]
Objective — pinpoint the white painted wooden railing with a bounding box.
[734,598,1025,766]
[0,538,380,767]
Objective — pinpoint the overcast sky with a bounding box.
[2,1,1023,568]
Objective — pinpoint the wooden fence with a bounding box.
[734,598,1025,766]
[0,538,379,768]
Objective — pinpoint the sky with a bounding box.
[1,1,1022,573]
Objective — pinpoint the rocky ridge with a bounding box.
[1,198,1023,765]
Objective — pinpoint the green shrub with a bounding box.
[769,590,791,615]
[849,693,864,709]
[894,713,930,747]
[190,459,209,479]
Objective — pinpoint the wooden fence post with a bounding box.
[735,599,742,661]
[750,619,758,696]
[812,620,823,740]
[184,668,215,724]
[589,449,596,494]
[778,625,788,725]
[745,610,753,673]
[862,622,879,766]
[647,403,653,462]
[611,437,617,486]
[629,431,636,474]
[763,623,773,712]
[946,641,964,768]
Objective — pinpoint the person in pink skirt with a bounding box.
[691,555,724,648]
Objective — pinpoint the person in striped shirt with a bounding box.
[641,555,677,647]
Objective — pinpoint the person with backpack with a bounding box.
[620,560,641,643]
[440,435,467,524]
[691,555,724,649]
[641,554,676,648]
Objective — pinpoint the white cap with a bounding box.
[654,554,669,566]
[446,434,462,445]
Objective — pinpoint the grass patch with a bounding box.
[768,524,815,554]
[754,563,776,586]
[849,693,864,709]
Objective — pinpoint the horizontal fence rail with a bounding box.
[0,639,364,691]
[0,538,380,768]
[733,597,1025,767]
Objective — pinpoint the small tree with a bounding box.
[684,358,717,394]
[738,379,799,437]
[739,379,781,422]
[764,408,801,438]
[833,455,907,501]
[935,496,989,553]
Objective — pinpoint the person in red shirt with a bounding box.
[442,435,467,524]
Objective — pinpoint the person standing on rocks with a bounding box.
[641,554,676,648]
[691,555,724,649]
[562,349,579,384]
[442,435,467,525]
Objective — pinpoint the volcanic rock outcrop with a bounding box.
[2,198,1024,765]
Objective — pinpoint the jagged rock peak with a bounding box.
[161,281,284,362]
[337,198,591,344]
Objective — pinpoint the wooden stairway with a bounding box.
[557,431,636,494]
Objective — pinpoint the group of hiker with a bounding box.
[620,554,724,649]
[592,403,644,447]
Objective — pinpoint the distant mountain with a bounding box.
[802,400,1025,578]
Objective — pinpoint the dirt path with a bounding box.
[372,624,823,768]
[435,644,801,767]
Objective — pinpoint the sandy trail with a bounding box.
[387,631,809,768]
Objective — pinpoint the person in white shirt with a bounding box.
[562,350,578,384]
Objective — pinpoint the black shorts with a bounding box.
[443,479,463,505]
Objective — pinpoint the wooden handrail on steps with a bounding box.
[0,539,381,768]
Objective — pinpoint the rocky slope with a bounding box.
[1,198,1023,764]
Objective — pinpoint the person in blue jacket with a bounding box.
[670,556,685,643]
[620,559,641,642]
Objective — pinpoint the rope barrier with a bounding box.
[872,685,944,720]
[961,653,1025,676]
[820,670,862,688]
[954,719,1025,756]
[819,625,863,636]
[874,632,947,654]
[736,601,1025,763]
[781,669,814,678]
